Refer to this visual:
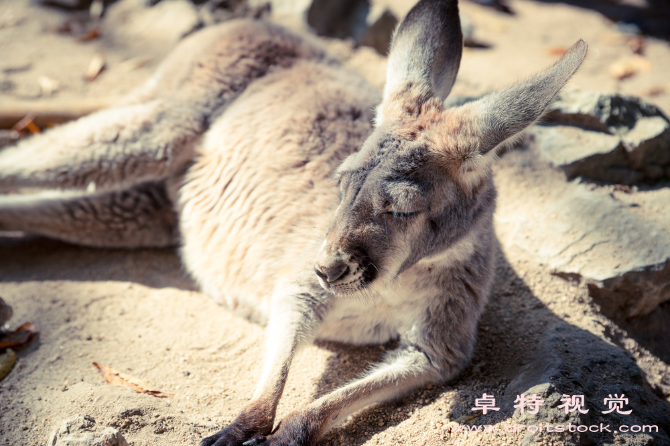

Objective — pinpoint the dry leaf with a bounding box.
[93,362,173,398]
[0,349,17,382]
[609,55,652,80]
[85,54,106,82]
[0,322,37,349]
[546,46,569,56]
[77,28,101,43]
[640,83,670,97]
[12,114,40,134]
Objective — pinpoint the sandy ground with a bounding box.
[0,1,669,445]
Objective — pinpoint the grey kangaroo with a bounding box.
[0,0,587,444]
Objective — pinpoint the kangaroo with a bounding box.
[0,0,586,444]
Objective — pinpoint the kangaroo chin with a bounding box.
[0,0,587,444]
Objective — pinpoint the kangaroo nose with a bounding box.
[314,261,350,284]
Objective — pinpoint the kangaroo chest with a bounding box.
[315,267,439,345]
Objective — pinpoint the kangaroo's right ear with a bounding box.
[380,0,463,120]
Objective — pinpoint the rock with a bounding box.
[359,6,398,55]
[530,126,643,185]
[48,415,128,446]
[498,182,670,317]
[0,296,12,326]
[252,0,474,56]
[307,0,369,41]
[503,322,670,445]
[533,91,670,184]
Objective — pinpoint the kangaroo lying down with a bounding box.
[0,0,586,444]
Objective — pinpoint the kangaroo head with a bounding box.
[314,0,587,295]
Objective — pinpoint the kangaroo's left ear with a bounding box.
[382,0,463,111]
[459,39,588,155]
[427,40,587,189]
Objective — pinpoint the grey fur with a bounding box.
[0,1,587,445]
[383,0,463,103]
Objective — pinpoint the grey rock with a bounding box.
[48,415,128,446]
[498,182,670,317]
[255,0,476,56]
[359,6,398,55]
[545,90,668,134]
[503,322,670,445]
[306,0,370,41]
[534,91,670,184]
[0,296,12,327]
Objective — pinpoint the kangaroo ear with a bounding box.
[462,39,588,154]
[382,0,463,107]
[428,40,587,190]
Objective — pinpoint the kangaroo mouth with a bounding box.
[325,278,366,295]
[317,263,378,296]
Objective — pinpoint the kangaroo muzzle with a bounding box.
[314,245,359,290]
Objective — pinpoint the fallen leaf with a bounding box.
[85,53,106,82]
[77,28,101,43]
[12,114,41,134]
[0,349,16,381]
[92,362,173,398]
[609,55,652,80]
[640,83,670,97]
[546,46,569,56]
[0,322,37,349]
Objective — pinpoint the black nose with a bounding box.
[314,262,350,284]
